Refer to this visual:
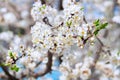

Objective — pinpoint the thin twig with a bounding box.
[89,36,104,79]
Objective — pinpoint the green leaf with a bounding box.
[66,21,72,27]
[42,5,46,9]
[9,51,14,58]
[93,19,100,26]
[100,23,108,29]
[0,63,10,66]
[94,30,99,35]
[93,19,108,35]
[80,7,84,10]
[14,67,19,72]
[117,51,120,56]
[39,5,46,11]
[10,65,19,72]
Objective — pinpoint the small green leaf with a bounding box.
[14,67,19,72]
[80,7,84,10]
[93,19,108,35]
[117,51,120,56]
[42,5,46,9]
[94,30,99,35]
[9,51,14,58]
[39,5,46,11]
[0,63,10,66]
[10,65,19,72]
[93,19,100,26]
[100,23,108,29]
[66,21,72,27]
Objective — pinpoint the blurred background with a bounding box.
[0,0,120,80]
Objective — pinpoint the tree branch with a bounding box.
[59,0,63,10]
[1,66,18,80]
[33,50,53,78]
[20,50,53,78]
[89,36,104,79]
[0,56,18,80]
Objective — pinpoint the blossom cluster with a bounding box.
[31,0,90,56]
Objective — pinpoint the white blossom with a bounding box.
[3,12,17,24]
[0,31,13,42]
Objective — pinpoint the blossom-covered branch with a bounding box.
[2,0,120,80]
